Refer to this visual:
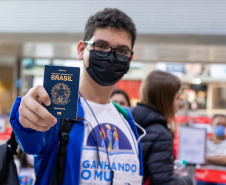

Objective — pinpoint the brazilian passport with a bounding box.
[43,65,80,120]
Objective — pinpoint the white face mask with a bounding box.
[26,154,34,167]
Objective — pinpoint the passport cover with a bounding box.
[43,65,80,120]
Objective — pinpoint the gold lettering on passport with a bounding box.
[51,74,72,81]
[51,83,71,105]
[54,107,66,110]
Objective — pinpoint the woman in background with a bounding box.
[131,70,192,185]
[111,89,131,107]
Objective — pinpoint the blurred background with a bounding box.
[1,0,226,115]
[0,0,226,183]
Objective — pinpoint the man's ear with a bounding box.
[130,54,134,62]
[77,40,86,60]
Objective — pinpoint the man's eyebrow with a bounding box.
[95,39,131,50]
[95,39,109,44]
[117,45,131,50]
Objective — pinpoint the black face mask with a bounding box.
[86,50,130,86]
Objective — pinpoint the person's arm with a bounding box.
[206,155,226,166]
[10,85,58,155]
[144,125,192,185]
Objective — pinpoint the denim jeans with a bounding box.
[196,181,226,185]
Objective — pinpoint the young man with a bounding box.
[10,8,144,185]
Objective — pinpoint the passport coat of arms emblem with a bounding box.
[51,83,71,105]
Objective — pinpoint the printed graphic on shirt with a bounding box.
[86,123,132,151]
[80,123,139,185]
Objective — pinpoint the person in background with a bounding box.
[111,89,131,107]
[131,70,193,185]
[196,114,226,185]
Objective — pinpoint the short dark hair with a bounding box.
[111,89,131,107]
[83,8,136,48]
[140,70,181,118]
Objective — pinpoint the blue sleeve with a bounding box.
[9,97,60,155]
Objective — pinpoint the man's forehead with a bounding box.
[91,28,132,48]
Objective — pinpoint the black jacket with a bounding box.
[131,103,192,185]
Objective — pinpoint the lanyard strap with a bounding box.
[79,93,113,173]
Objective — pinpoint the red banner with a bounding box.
[116,80,141,99]
[0,127,12,141]
[196,168,226,183]
[192,117,212,124]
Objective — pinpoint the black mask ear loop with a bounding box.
[79,93,114,183]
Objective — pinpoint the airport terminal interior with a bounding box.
[1,1,226,184]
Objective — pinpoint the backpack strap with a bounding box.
[8,132,18,155]
[51,119,74,185]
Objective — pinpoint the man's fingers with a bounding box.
[21,96,57,127]
[32,85,51,106]
[19,104,54,127]
[19,85,57,130]
[19,115,50,132]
